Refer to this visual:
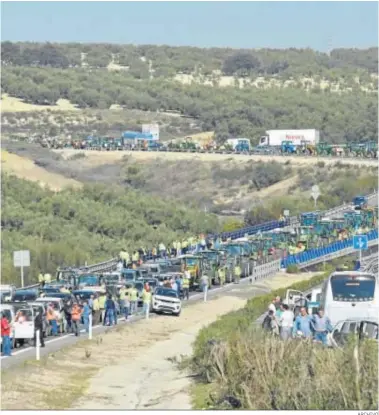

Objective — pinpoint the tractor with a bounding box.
[281,141,298,155]
[299,140,316,155]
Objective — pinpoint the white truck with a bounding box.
[258,129,320,147]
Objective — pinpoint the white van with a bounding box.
[0,303,35,348]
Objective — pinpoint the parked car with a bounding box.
[151,287,182,316]
[0,303,35,348]
[13,289,39,302]
[329,318,379,348]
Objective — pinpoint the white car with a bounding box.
[152,287,182,316]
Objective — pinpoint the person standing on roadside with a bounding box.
[312,308,333,346]
[105,294,116,326]
[1,312,12,357]
[182,271,190,300]
[34,309,45,348]
[234,262,242,284]
[201,273,209,302]
[129,285,138,315]
[293,307,313,339]
[82,300,91,334]
[142,287,152,319]
[279,304,294,341]
[71,303,82,336]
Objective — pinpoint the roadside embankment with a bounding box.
[188,272,378,411]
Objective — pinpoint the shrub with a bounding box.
[286,264,300,273]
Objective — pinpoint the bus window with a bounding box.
[330,274,375,302]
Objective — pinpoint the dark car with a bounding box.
[40,287,61,295]
[48,292,76,303]
[13,289,38,302]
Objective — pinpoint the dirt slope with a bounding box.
[1,150,82,191]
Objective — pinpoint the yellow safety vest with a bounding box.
[92,298,100,311]
[129,288,138,301]
[98,295,106,309]
[182,278,190,288]
[119,288,127,300]
[132,253,138,262]
[44,273,51,283]
[142,291,152,304]
[234,266,242,277]
[38,273,44,283]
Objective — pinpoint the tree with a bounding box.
[222,52,261,76]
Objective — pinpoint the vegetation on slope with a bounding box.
[1,174,220,285]
[2,41,378,75]
[2,66,377,143]
[188,271,378,410]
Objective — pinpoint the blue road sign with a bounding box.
[353,234,368,250]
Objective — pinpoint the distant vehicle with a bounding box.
[321,271,378,327]
[121,269,148,282]
[72,290,99,304]
[40,287,61,295]
[152,287,182,316]
[47,292,76,303]
[13,289,38,302]
[0,284,17,302]
[77,274,103,288]
[226,138,251,152]
[258,129,320,147]
[329,319,378,348]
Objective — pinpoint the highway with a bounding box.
[1,277,256,370]
[55,148,379,167]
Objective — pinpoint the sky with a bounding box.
[1,1,378,51]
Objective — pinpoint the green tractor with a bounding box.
[345,143,366,157]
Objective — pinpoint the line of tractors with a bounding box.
[33,135,378,159]
[57,197,377,289]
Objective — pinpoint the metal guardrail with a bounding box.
[252,259,281,281]
[18,193,377,290]
[281,228,378,269]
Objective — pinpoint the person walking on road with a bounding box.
[82,300,91,334]
[142,288,152,319]
[64,301,73,333]
[201,274,209,302]
[105,294,116,326]
[34,309,45,348]
[312,308,333,346]
[293,307,313,339]
[234,263,242,284]
[218,266,226,286]
[1,312,12,357]
[279,304,294,341]
[119,285,129,319]
[47,305,58,336]
[99,292,106,324]
[182,272,190,300]
[129,286,138,315]
[71,303,82,336]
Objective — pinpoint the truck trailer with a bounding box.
[258,129,320,147]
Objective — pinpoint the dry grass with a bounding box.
[1,94,78,113]
[194,330,378,410]
[1,150,82,191]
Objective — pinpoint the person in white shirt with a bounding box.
[279,303,294,341]
[201,274,209,302]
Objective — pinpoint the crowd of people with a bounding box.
[262,296,333,345]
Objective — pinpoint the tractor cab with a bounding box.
[56,268,79,287]
[179,255,204,285]
[300,212,321,227]
[353,196,368,210]
[281,141,297,154]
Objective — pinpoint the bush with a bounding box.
[286,264,300,273]
[190,271,378,410]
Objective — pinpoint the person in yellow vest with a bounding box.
[142,288,152,319]
[218,266,226,286]
[129,286,138,315]
[119,285,129,319]
[182,271,190,300]
[44,273,51,284]
[132,251,139,266]
[152,246,157,260]
[38,273,45,287]
[234,263,242,284]
[98,292,107,324]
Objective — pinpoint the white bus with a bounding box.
[320,271,378,327]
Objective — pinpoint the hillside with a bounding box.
[1,42,378,144]
[1,173,220,285]
[2,141,378,220]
